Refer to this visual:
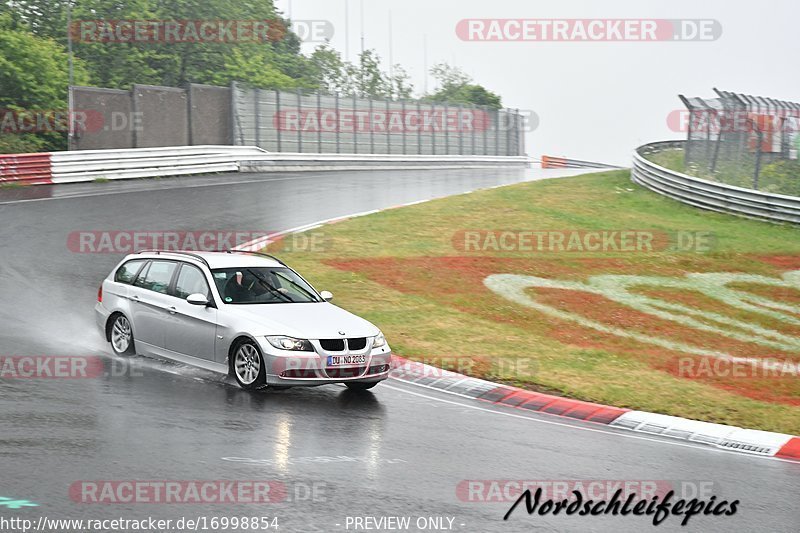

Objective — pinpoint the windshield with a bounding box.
[212,267,322,304]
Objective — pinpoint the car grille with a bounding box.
[319,338,368,352]
[347,337,367,350]
[326,367,366,378]
[320,339,345,352]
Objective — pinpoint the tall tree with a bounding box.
[427,63,502,109]
[0,13,89,151]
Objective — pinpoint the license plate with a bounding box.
[327,355,367,366]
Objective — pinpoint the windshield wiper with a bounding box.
[272,271,321,302]
[245,269,294,303]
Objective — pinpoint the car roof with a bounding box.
[132,251,285,269]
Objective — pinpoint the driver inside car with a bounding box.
[224,271,256,303]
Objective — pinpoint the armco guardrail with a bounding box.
[0,146,263,185]
[541,155,621,170]
[632,141,800,225]
[0,146,528,185]
[239,153,529,172]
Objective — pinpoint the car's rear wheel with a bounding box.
[109,314,135,356]
[232,340,267,390]
[345,381,379,391]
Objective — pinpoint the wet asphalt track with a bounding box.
[0,168,797,533]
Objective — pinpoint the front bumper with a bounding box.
[256,337,392,387]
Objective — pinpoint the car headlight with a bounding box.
[373,332,387,348]
[266,336,314,351]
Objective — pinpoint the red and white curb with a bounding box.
[390,357,800,461]
[232,196,800,463]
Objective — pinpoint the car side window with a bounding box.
[133,260,177,295]
[115,260,146,285]
[174,264,211,300]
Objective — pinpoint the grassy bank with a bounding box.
[268,170,800,433]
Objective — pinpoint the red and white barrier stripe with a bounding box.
[390,356,800,460]
[0,152,53,184]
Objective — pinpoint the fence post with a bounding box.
[417,101,422,155]
[753,131,763,190]
[254,88,260,148]
[335,93,340,153]
[297,88,303,153]
[444,103,450,155]
[132,85,140,148]
[386,97,391,154]
[505,109,512,156]
[275,89,282,152]
[353,93,358,154]
[186,84,194,146]
[401,100,407,154]
[471,105,477,155]
[457,105,464,155]
[431,102,436,155]
[495,108,500,156]
[483,106,489,155]
[317,91,322,153]
[369,97,375,154]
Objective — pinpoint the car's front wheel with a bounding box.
[232,340,267,390]
[345,381,379,391]
[109,313,136,356]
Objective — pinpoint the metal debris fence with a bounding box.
[680,88,800,192]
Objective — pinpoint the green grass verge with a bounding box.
[268,170,800,434]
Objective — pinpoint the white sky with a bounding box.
[276,0,799,165]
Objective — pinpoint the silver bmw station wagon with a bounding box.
[95,250,392,390]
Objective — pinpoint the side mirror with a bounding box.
[319,290,334,302]
[187,293,210,306]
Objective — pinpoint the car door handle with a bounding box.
[131,295,140,303]
[168,306,177,315]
